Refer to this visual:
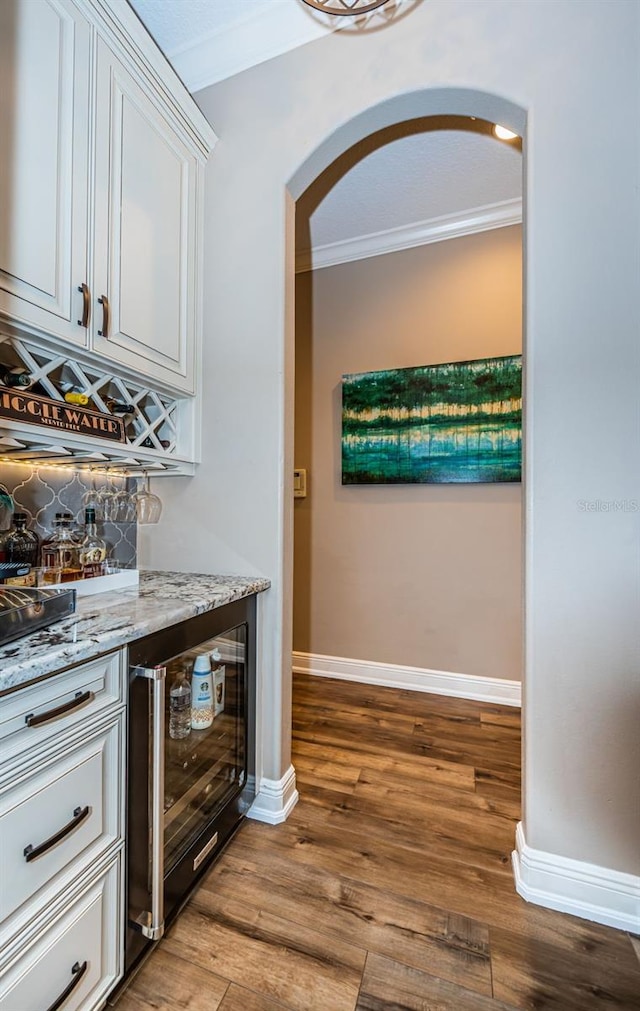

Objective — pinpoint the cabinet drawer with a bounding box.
[0,857,121,1011]
[0,651,123,773]
[0,719,121,942]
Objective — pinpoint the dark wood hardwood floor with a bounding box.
[117,674,640,1011]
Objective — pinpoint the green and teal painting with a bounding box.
[342,355,522,484]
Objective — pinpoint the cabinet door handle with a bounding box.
[24,805,91,862]
[98,294,110,338]
[77,283,91,328]
[25,690,94,728]
[45,960,88,1011]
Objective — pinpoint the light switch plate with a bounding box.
[293,468,307,498]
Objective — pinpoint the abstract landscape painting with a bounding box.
[342,355,522,484]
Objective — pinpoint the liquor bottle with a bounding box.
[41,514,82,581]
[79,507,107,578]
[2,513,39,585]
[0,366,32,388]
[191,654,213,729]
[169,668,192,740]
[63,391,90,405]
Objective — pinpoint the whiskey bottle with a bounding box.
[2,513,39,585]
[79,507,107,578]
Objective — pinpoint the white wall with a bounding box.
[142,0,640,893]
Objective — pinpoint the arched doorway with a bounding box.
[260,87,528,833]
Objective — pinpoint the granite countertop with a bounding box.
[0,570,270,695]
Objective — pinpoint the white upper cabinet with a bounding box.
[0,0,214,396]
[92,38,198,391]
[0,0,91,347]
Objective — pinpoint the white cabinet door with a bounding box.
[93,38,198,393]
[0,0,91,347]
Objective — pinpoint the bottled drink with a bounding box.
[79,507,107,578]
[169,669,192,740]
[104,398,136,415]
[41,514,82,581]
[211,647,226,716]
[1,513,39,585]
[191,654,213,729]
[63,391,89,405]
[0,366,32,388]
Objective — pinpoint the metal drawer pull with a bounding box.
[45,960,88,1011]
[23,805,91,862]
[97,294,110,338]
[77,283,90,327]
[25,690,94,728]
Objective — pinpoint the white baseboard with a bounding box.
[512,822,640,932]
[247,764,299,825]
[292,651,521,707]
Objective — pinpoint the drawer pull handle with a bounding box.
[45,960,88,1011]
[97,294,110,338]
[25,690,95,728]
[24,805,91,862]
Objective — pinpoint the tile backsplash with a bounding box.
[0,465,137,568]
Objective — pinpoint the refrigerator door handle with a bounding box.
[132,664,166,941]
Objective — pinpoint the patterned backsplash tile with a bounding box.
[0,465,137,568]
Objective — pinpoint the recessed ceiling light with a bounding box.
[493,124,519,141]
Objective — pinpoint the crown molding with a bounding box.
[170,3,334,94]
[295,198,523,273]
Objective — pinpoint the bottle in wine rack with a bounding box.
[0,365,32,388]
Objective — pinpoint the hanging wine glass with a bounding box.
[81,469,99,513]
[134,471,162,524]
[112,477,135,522]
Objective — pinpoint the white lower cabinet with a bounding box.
[0,857,121,1011]
[0,650,126,1010]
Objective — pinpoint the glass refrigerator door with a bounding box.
[163,624,247,874]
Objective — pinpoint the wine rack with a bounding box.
[0,333,198,475]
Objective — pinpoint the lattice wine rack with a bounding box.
[0,333,197,475]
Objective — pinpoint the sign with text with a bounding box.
[0,389,126,443]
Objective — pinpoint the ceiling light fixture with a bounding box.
[493,124,519,141]
[300,0,393,14]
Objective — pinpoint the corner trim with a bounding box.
[292,651,521,707]
[512,822,640,932]
[247,764,299,825]
[295,198,523,273]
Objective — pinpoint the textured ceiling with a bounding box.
[299,129,522,250]
[129,2,522,251]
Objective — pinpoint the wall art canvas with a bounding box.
[342,355,522,484]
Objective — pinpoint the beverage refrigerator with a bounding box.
[120,595,256,984]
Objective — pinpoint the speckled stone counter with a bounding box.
[0,571,270,695]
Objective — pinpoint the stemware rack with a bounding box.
[0,333,198,475]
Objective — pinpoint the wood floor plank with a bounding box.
[124,675,637,1011]
[356,952,520,1011]
[490,925,640,1010]
[218,983,293,1011]
[193,847,493,997]
[163,900,366,1011]
[115,947,229,1010]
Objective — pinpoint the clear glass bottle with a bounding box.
[169,668,192,740]
[79,507,107,578]
[41,514,82,582]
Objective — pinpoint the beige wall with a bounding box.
[294,225,522,679]
[145,0,640,883]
